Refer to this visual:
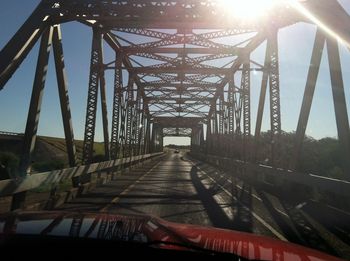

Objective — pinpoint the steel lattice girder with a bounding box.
[163,128,192,137]
[55,0,300,29]
[153,117,203,128]
[1,0,350,176]
[82,29,102,164]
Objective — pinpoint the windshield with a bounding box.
[0,0,349,260]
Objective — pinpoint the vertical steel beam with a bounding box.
[292,30,325,170]
[200,124,205,150]
[119,89,127,158]
[110,53,123,159]
[135,90,142,155]
[19,27,53,176]
[159,127,163,151]
[206,118,212,154]
[228,80,235,134]
[144,116,151,154]
[98,38,110,160]
[134,89,142,155]
[326,36,350,177]
[242,59,251,138]
[268,30,281,166]
[234,92,242,134]
[213,105,219,135]
[191,127,195,150]
[125,76,134,157]
[219,93,224,134]
[82,29,102,164]
[241,55,251,161]
[138,108,145,155]
[52,25,76,167]
[12,27,53,211]
[151,123,156,153]
[254,40,270,158]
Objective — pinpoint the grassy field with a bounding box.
[39,136,105,161]
[0,133,106,169]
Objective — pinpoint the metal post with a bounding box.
[151,123,156,153]
[268,30,281,167]
[234,91,242,134]
[219,93,224,134]
[292,30,325,170]
[82,28,102,164]
[19,27,53,175]
[12,26,53,211]
[159,127,163,151]
[110,53,123,159]
[144,116,151,154]
[241,54,251,161]
[52,25,76,167]
[119,89,127,158]
[200,124,205,152]
[138,109,145,156]
[98,36,110,160]
[191,127,195,151]
[228,80,235,134]
[205,119,209,154]
[135,92,143,156]
[134,89,141,155]
[213,105,219,135]
[326,36,350,178]
[125,76,134,157]
[254,40,270,161]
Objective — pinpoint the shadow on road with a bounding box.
[190,166,252,232]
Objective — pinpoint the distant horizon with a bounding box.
[0,129,339,147]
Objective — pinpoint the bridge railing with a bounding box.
[0,152,164,211]
[190,152,350,209]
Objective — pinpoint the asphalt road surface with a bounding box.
[57,151,350,259]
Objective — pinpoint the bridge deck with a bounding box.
[56,151,350,259]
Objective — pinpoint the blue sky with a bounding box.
[0,0,350,146]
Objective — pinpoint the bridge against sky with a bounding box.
[0,0,350,259]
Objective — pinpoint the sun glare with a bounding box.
[217,0,278,20]
[290,1,350,48]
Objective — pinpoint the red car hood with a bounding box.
[0,211,342,261]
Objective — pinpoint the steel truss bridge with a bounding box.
[0,0,350,259]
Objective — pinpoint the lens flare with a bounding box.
[289,0,349,48]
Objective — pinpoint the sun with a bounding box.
[217,0,279,20]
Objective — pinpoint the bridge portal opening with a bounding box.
[163,137,191,146]
[163,127,191,150]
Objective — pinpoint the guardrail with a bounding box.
[0,131,23,136]
[190,152,350,200]
[0,152,164,211]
